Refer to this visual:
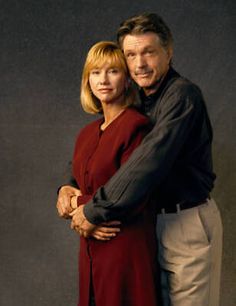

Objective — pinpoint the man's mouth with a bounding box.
[135,71,152,77]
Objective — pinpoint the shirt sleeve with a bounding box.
[84,83,203,224]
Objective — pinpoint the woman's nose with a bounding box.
[99,72,109,84]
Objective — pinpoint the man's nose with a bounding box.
[136,54,146,68]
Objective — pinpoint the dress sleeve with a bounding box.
[57,161,79,194]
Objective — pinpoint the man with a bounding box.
[57,13,223,306]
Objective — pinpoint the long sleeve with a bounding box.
[83,79,212,224]
[57,161,79,194]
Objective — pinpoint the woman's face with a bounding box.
[89,62,127,105]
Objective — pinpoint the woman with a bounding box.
[67,41,158,306]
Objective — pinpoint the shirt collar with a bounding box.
[139,67,180,107]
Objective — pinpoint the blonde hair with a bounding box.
[80,41,137,114]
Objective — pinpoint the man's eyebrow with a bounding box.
[124,45,155,52]
[123,48,134,53]
[143,45,155,50]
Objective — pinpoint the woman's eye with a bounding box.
[109,69,119,74]
[91,70,100,75]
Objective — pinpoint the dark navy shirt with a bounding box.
[83,67,216,224]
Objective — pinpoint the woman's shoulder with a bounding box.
[116,107,150,139]
[122,107,149,126]
[76,117,102,140]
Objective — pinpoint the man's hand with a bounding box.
[70,205,96,237]
[56,185,81,219]
[70,206,121,240]
[91,221,121,241]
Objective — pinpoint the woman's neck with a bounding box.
[101,103,126,131]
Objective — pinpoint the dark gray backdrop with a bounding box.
[0,0,235,305]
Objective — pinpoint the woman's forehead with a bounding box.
[90,56,124,69]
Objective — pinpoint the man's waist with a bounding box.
[156,196,210,214]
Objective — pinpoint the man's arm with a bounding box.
[83,84,203,224]
[70,205,121,240]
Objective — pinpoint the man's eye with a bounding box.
[126,53,135,59]
[145,50,154,55]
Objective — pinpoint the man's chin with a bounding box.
[135,76,164,94]
[134,78,153,88]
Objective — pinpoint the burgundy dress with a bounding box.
[73,108,159,306]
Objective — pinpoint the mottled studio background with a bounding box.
[0,0,235,305]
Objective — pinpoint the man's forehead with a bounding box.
[122,33,161,50]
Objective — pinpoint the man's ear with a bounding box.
[167,46,173,63]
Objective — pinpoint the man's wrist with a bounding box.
[83,202,104,225]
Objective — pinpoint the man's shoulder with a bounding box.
[167,74,202,98]
[157,71,205,113]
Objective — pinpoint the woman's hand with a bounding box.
[56,186,81,219]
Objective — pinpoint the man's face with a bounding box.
[122,32,173,95]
